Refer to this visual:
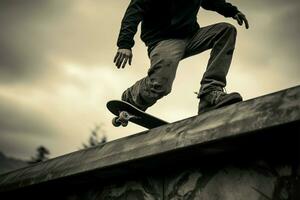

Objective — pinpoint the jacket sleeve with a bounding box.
[117,0,145,49]
[201,0,239,18]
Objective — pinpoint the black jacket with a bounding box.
[117,0,239,49]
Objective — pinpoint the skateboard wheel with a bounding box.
[112,117,121,127]
[121,121,128,127]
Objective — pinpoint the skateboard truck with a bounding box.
[112,111,140,127]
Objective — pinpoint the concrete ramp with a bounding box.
[0,86,300,199]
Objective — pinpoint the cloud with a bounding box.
[0,1,70,84]
[0,94,57,136]
[0,0,131,85]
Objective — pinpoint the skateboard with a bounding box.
[106,100,168,129]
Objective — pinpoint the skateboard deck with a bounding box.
[107,100,168,129]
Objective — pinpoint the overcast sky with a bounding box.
[0,0,299,159]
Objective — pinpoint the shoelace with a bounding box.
[194,87,228,103]
[211,90,227,105]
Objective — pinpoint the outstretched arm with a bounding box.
[201,0,249,29]
[115,0,145,69]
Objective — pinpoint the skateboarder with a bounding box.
[114,0,249,114]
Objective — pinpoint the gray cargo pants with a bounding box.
[122,22,237,111]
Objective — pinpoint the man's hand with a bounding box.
[233,12,249,29]
[113,49,133,69]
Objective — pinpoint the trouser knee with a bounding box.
[213,22,237,55]
[218,22,237,36]
[148,57,177,97]
[149,77,172,97]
